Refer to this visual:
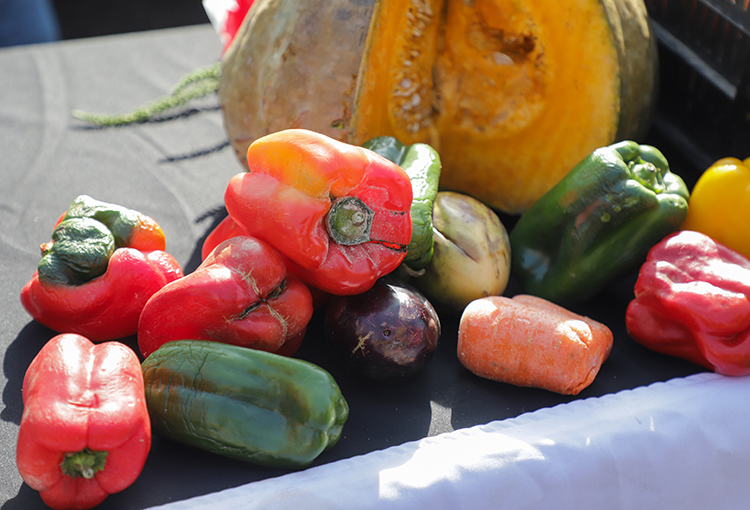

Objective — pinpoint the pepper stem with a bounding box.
[326,196,374,246]
[630,159,666,192]
[60,448,108,479]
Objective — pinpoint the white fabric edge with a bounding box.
[147,372,750,510]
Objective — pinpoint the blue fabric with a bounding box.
[0,0,61,48]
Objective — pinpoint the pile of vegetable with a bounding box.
[13,0,750,507]
[16,125,750,508]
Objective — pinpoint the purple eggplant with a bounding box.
[324,278,440,382]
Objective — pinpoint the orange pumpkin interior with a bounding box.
[353,0,622,213]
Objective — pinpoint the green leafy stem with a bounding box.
[71,62,222,127]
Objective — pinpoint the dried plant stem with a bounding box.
[72,62,222,127]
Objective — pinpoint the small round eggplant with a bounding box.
[414,192,511,313]
[324,278,440,382]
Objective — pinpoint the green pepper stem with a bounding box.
[630,159,666,192]
[60,447,108,479]
[37,217,115,286]
[326,196,374,246]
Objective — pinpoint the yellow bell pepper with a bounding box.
[682,157,750,260]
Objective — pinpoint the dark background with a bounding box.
[50,0,210,40]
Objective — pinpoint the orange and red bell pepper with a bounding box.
[138,235,314,358]
[16,333,151,510]
[626,230,750,376]
[20,195,183,341]
[224,129,413,295]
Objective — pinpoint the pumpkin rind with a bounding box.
[219,0,376,162]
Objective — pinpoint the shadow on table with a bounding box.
[2,482,44,510]
[189,205,229,271]
[292,310,436,456]
[1,321,56,425]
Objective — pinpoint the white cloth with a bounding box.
[147,372,750,510]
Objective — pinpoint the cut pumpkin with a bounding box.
[219,0,657,214]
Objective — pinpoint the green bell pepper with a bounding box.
[141,340,349,469]
[510,140,690,306]
[362,136,441,270]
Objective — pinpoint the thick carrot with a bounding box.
[457,294,613,395]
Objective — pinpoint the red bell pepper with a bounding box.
[202,215,334,310]
[224,129,413,295]
[626,230,750,376]
[222,0,255,52]
[16,333,151,510]
[204,0,255,53]
[20,195,183,341]
[138,235,314,358]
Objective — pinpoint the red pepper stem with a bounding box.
[326,196,374,246]
[60,447,108,479]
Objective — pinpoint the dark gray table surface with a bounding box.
[0,24,706,509]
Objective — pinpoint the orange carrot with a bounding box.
[457,294,613,395]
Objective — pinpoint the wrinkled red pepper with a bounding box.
[16,333,151,510]
[20,195,183,341]
[224,129,413,295]
[626,230,750,376]
[138,235,314,358]
[202,215,334,310]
